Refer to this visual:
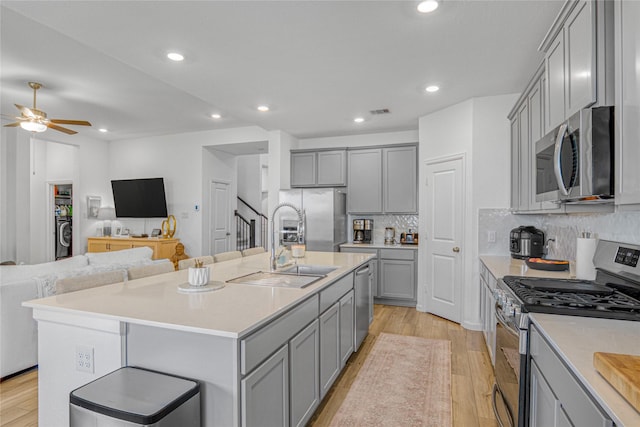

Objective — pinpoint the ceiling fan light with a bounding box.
[20,121,47,132]
[417,0,439,13]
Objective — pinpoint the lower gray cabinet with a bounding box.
[319,302,340,399]
[242,344,289,427]
[289,320,320,427]
[379,259,416,301]
[339,290,355,368]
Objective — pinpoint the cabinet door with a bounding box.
[87,240,109,253]
[510,117,520,211]
[319,302,340,398]
[242,345,289,427]
[383,146,417,213]
[565,0,596,116]
[291,152,316,187]
[368,260,376,323]
[317,150,346,187]
[155,240,179,260]
[615,0,640,206]
[379,259,416,301]
[546,32,566,132]
[347,149,382,213]
[518,101,531,212]
[289,320,319,427]
[529,362,558,427]
[339,290,354,368]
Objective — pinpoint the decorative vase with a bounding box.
[188,266,210,287]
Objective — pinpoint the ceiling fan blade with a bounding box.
[15,104,36,118]
[47,123,77,135]
[3,122,21,128]
[50,119,92,126]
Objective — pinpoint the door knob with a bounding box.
[453,247,460,253]
[226,232,231,236]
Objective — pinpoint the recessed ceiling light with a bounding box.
[167,52,184,62]
[425,85,440,93]
[257,105,270,112]
[211,113,222,119]
[98,128,108,133]
[354,117,365,123]
[417,0,439,13]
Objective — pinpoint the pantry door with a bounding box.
[424,155,464,323]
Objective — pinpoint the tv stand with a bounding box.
[87,237,180,260]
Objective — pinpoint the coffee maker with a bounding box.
[353,219,373,243]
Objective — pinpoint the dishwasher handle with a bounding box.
[356,265,370,276]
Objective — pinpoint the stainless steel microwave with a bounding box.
[535,106,614,203]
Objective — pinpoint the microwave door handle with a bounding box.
[553,123,570,196]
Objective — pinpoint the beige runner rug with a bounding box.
[329,333,452,427]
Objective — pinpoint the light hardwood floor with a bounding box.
[0,305,497,427]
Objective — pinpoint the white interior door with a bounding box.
[425,156,464,323]
[210,181,231,255]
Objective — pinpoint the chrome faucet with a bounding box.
[270,202,304,271]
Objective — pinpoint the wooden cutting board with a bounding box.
[594,352,640,412]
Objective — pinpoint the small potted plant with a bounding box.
[188,259,210,287]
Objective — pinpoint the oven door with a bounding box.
[493,308,524,427]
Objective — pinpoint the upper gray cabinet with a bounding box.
[615,0,640,208]
[291,150,346,187]
[348,145,417,214]
[540,0,614,134]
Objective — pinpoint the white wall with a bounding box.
[109,126,271,257]
[0,127,110,264]
[418,94,516,330]
[298,130,418,149]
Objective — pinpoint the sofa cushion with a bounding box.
[86,246,153,266]
[0,255,89,285]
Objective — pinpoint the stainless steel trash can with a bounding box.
[70,367,200,426]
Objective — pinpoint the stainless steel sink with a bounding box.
[281,265,338,276]
[226,271,324,289]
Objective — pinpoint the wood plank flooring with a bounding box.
[0,305,497,427]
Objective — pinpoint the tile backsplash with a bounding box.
[348,214,418,244]
[479,209,640,260]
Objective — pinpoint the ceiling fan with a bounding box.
[3,82,91,135]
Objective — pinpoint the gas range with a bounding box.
[496,239,640,329]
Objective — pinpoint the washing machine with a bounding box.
[56,217,72,259]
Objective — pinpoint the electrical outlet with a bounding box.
[487,230,497,243]
[76,345,94,373]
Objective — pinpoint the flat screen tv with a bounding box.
[111,178,168,218]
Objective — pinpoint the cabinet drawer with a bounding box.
[380,249,415,261]
[241,295,319,375]
[530,326,612,427]
[319,273,353,313]
[340,247,378,255]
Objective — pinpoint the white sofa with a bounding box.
[0,246,157,379]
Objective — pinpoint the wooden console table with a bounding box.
[87,237,180,260]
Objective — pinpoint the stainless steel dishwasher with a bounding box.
[354,263,371,351]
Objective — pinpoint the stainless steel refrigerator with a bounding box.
[278,188,347,252]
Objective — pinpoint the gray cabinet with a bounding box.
[242,344,289,427]
[510,117,520,211]
[383,145,417,213]
[378,249,416,305]
[289,320,320,427]
[347,149,382,213]
[517,101,531,212]
[339,290,355,368]
[368,260,376,323]
[319,302,340,399]
[291,150,346,187]
[615,0,640,207]
[541,0,613,134]
[529,325,613,427]
[348,145,417,214]
[479,261,496,365]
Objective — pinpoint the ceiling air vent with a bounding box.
[369,108,390,115]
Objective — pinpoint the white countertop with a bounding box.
[24,251,374,339]
[479,255,574,280]
[340,242,418,250]
[530,313,640,427]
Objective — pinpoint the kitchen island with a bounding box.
[24,251,374,426]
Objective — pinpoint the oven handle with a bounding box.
[492,383,514,427]
[495,303,519,337]
[553,123,570,196]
